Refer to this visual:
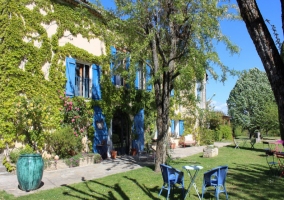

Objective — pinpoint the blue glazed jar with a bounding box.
[16,154,44,191]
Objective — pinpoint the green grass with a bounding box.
[1,143,283,199]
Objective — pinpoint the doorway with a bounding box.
[112,110,130,155]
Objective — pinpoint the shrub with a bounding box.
[199,128,215,145]
[2,157,16,172]
[64,153,84,167]
[216,125,233,141]
[93,153,102,163]
[9,145,35,164]
[47,126,83,159]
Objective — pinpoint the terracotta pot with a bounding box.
[111,150,117,159]
[131,148,137,156]
[170,143,176,149]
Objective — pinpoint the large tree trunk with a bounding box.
[151,39,171,172]
[236,0,284,139]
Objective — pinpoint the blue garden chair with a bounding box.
[201,165,229,200]
[159,164,184,199]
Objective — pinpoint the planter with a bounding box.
[203,146,218,158]
[16,154,44,191]
[131,148,137,156]
[111,150,117,159]
[170,143,176,149]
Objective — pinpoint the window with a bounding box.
[135,67,143,89]
[110,46,129,87]
[75,63,91,98]
[110,46,151,90]
[66,57,97,99]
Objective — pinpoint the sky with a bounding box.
[95,0,282,115]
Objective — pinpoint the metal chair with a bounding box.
[233,138,240,149]
[250,138,256,149]
[275,152,284,177]
[201,165,229,200]
[263,141,271,152]
[266,151,280,176]
[136,141,148,161]
[147,143,156,163]
[159,164,184,200]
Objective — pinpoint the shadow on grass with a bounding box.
[58,173,162,200]
[60,178,134,200]
[226,145,268,153]
[225,163,283,200]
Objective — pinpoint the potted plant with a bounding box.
[169,137,176,149]
[131,131,139,156]
[111,134,120,159]
[111,150,117,159]
[131,148,137,156]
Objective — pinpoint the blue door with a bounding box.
[133,109,144,151]
[93,106,108,158]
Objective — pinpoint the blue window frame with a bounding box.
[65,57,93,98]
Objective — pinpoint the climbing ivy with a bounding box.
[0,0,156,150]
[0,0,108,149]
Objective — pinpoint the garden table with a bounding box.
[241,138,250,147]
[271,140,283,152]
[182,165,203,200]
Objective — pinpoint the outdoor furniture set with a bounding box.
[159,164,229,200]
[263,140,284,177]
[233,137,256,149]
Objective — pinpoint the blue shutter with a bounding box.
[179,120,184,136]
[110,46,116,84]
[65,57,76,97]
[92,64,101,100]
[125,56,130,88]
[170,89,174,97]
[126,55,130,70]
[146,63,152,91]
[133,109,144,151]
[93,106,108,153]
[135,67,140,89]
[171,120,175,134]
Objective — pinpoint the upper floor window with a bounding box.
[110,46,151,91]
[66,57,94,99]
[75,63,91,98]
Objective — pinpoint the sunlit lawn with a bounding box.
[1,142,283,199]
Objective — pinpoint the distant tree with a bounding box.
[236,0,284,139]
[103,0,239,172]
[255,101,279,136]
[227,68,275,134]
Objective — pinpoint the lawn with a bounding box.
[1,143,283,199]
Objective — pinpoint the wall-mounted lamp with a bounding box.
[96,120,104,130]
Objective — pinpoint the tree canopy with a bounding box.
[101,0,239,172]
[236,0,284,139]
[227,68,277,134]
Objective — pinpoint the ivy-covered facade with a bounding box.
[0,0,206,157]
[0,0,156,157]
